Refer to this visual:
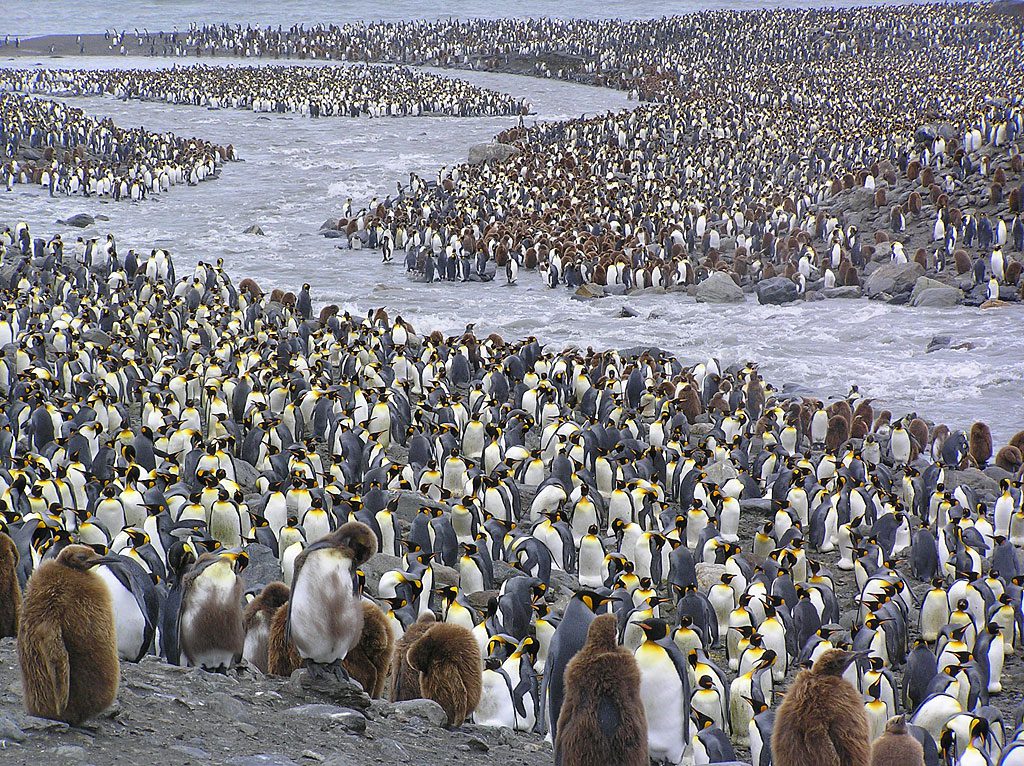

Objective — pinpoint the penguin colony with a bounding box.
[97,6,1024,302]
[0,91,234,199]
[2,65,529,119]
[2,218,1024,762]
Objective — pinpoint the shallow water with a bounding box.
[1,55,1022,446]
[5,0,949,38]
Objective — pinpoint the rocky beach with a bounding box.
[1,4,1023,766]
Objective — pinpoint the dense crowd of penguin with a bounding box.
[0,89,233,199]
[93,6,1024,300]
[2,64,530,119]
[1,218,1023,765]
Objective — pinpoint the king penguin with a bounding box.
[17,545,120,724]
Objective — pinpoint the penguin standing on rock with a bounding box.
[17,545,120,725]
[555,613,648,766]
[287,521,376,680]
[772,649,870,766]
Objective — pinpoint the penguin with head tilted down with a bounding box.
[286,521,376,680]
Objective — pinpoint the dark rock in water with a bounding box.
[755,276,800,304]
[603,284,627,296]
[617,305,640,318]
[885,291,911,305]
[572,284,604,300]
[911,286,962,307]
[467,142,519,165]
[320,219,339,231]
[60,213,95,228]
[864,262,923,297]
[244,225,265,236]
[323,229,346,238]
[926,334,952,352]
[822,286,863,299]
[695,272,744,303]
[803,290,825,302]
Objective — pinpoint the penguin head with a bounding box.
[811,648,865,677]
[637,618,671,642]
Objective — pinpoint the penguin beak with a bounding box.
[89,554,122,568]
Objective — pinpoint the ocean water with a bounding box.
[2,55,1021,447]
[5,0,947,38]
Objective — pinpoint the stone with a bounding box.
[603,284,627,296]
[864,262,924,297]
[0,713,25,743]
[911,286,962,307]
[467,142,519,165]
[695,563,727,593]
[244,225,265,236]
[227,757,297,766]
[947,468,1000,498]
[319,219,339,231]
[910,276,950,302]
[60,213,95,228]
[54,746,88,760]
[754,276,800,304]
[926,334,952,352]
[740,498,773,515]
[465,737,490,752]
[392,699,449,727]
[617,305,640,318]
[704,460,739,486]
[330,710,367,733]
[234,458,260,489]
[572,283,604,300]
[694,272,744,304]
[241,543,283,590]
[171,745,211,759]
[321,229,346,239]
[288,670,371,710]
[80,328,113,348]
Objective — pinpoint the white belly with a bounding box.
[289,550,362,663]
[97,566,147,660]
[637,646,686,763]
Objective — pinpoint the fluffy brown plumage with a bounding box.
[342,602,394,698]
[870,715,924,766]
[0,531,20,638]
[242,581,291,673]
[995,445,1023,475]
[1010,429,1024,454]
[407,622,481,727]
[266,602,302,677]
[17,545,119,725]
[554,614,648,766]
[969,422,993,468]
[266,599,393,697]
[178,551,246,670]
[390,612,435,701]
[825,415,850,453]
[771,649,870,766]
